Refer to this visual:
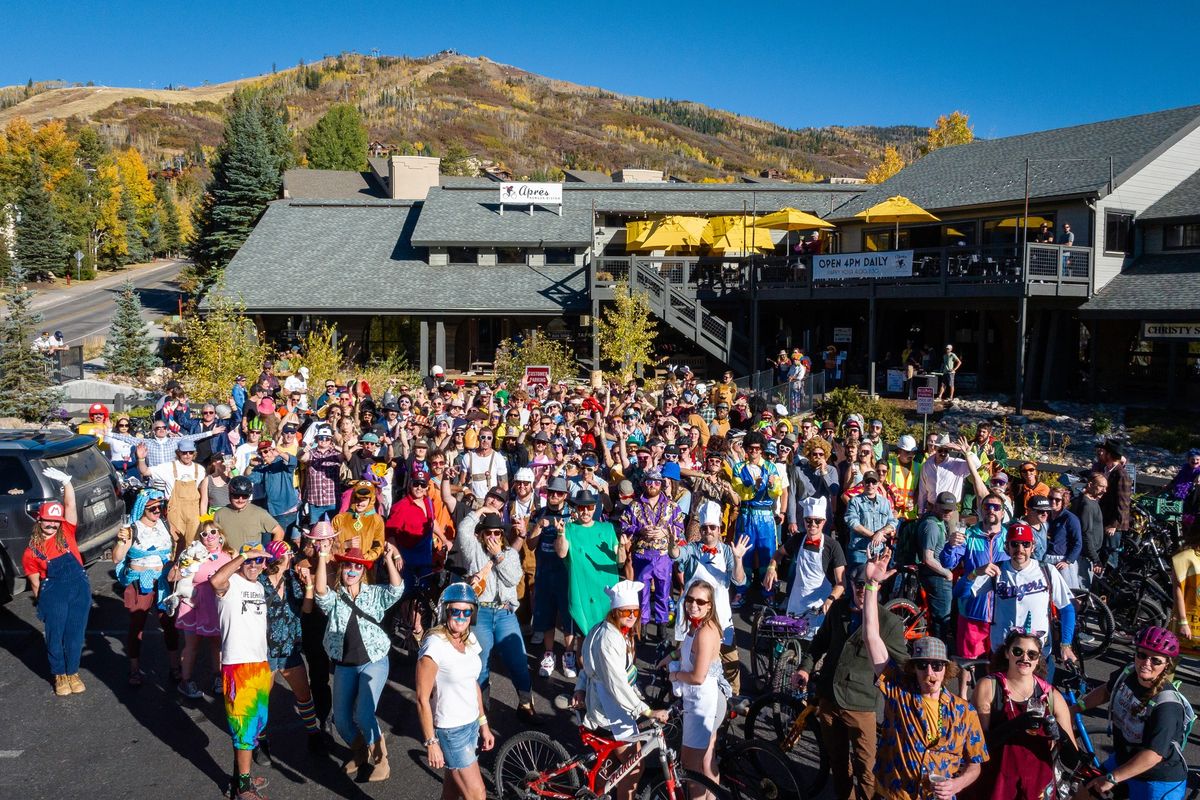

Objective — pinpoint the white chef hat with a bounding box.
[800,496,827,520]
[606,580,645,610]
[697,500,722,527]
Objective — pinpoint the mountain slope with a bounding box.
[0,51,924,180]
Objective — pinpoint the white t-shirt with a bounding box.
[971,559,1072,654]
[464,450,507,498]
[217,572,269,665]
[419,632,483,729]
[148,460,205,499]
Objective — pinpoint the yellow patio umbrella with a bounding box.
[996,215,1053,229]
[624,218,654,250]
[632,215,708,251]
[755,207,836,230]
[703,215,775,254]
[854,195,940,243]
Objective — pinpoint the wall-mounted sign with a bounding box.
[1142,322,1200,340]
[813,250,914,281]
[500,182,563,216]
[833,327,853,343]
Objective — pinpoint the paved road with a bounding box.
[29,260,186,347]
[3,562,1199,800]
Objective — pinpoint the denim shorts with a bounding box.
[435,719,480,770]
[268,650,304,673]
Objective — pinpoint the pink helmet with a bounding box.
[1133,626,1180,659]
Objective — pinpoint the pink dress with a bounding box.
[174,551,232,636]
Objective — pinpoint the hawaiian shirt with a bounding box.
[259,570,304,660]
[874,664,988,800]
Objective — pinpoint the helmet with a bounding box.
[439,581,478,608]
[88,403,109,419]
[1133,626,1180,659]
[897,434,918,452]
[229,475,254,497]
[247,416,265,432]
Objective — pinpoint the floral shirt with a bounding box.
[874,665,988,800]
[259,571,305,660]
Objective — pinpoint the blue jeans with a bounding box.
[1102,755,1186,800]
[474,605,532,703]
[307,503,337,526]
[920,573,953,641]
[274,511,299,543]
[332,657,388,746]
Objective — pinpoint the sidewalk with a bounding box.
[27,258,188,313]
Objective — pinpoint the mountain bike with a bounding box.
[1053,662,1110,800]
[748,599,818,694]
[391,568,446,657]
[741,687,828,796]
[493,715,730,800]
[883,565,931,646]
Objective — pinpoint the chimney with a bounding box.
[612,168,664,184]
[388,155,441,200]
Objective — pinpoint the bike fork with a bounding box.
[658,744,679,800]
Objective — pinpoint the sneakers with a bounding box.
[538,651,555,678]
[178,679,203,700]
[54,675,71,696]
[213,675,224,697]
[234,775,269,800]
[561,651,578,679]
[530,631,545,646]
[252,738,272,767]
[66,674,85,694]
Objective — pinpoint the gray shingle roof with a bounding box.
[1079,253,1200,317]
[563,169,613,183]
[1141,168,1200,221]
[221,200,587,314]
[282,169,387,200]
[831,105,1200,219]
[410,183,860,246]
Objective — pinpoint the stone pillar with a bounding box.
[435,320,446,369]
[419,318,429,376]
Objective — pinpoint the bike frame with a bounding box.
[523,726,679,800]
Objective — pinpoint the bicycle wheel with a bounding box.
[494,731,581,800]
[884,597,926,641]
[721,741,805,800]
[639,767,731,800]
[743,693,827,795]
[749,607,775,689]
[769,641,801,694]
[1072,590,1114,659]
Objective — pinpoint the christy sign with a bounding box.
[499,182,563,216]
[1141,322,1200,340]
[813,250,914,281]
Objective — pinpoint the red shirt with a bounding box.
[385,495,434,550]
[22,522,82,579]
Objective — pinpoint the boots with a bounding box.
[342,736,368,775]
[367,737,390,782]
[53,675,71,696]
[66,674,86,693]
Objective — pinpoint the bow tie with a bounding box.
[701,545,719,556]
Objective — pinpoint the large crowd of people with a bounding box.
[21,357,1200,800]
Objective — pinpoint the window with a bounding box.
[545,248,576,265]
[448,247,475,264]
[864,229,909,251]
[1164,223,1200,250]
[496,247,526,265]
[1105,211,1134,254]
[0,456,32,494]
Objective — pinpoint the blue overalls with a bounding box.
[34,544,92,677]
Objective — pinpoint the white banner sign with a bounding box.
[813,250,914,280]
[500,182,562,206]
[1142,322,1200,340]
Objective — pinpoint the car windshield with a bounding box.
[35,445,111,486]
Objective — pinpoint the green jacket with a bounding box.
[798,595,908,712]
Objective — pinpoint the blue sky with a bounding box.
[4,0,1199,138]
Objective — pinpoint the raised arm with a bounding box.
[861,552,894,676]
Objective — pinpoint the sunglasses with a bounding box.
[145,506,163,514]
[1022,467,1038,473]
[684,596,710,607]
[116,423,130,429]
[913,660,946,672]
[1010,646,1041,660]
[1008,540,1033,549]
[479,436,493,441]
[804,517,823,525]
[984,503,1003,511]
[243,557,267,565]
[342,565,362,574]
[201,529,222,538]
[153,426,166,432]
[447,607,474,619]
[1135,651,1168,666]
[616,608,641,620]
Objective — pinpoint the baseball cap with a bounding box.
[862,470,880,484]
[1028,495,1052,513]
[1008,522,1035,543]
[935,491,958,511]
[257,439,273,451]
[360,432,381,444]
[514,467,535,483]
[229,476,253,497]
[911,636,949,662]
[37,501,65,522]
[409,467,430,486]
[580,455,598,468]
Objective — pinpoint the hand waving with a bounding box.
[42,467,72,485]
[731,535,751,561]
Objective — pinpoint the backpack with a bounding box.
[1110,664,1196,763]
[894,516,932,567]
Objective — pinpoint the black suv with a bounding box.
[0,429,125,601]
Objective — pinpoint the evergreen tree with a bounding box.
[189,89,294,288]
[146,212,164,256]
[103,279,160,379]
[154,178,184,255]
[75,126,109,167]
[15,152,69,277]
[0,260,60,421]
[0,226,12,280]
[118,184,146,264]
[305,104,368,170]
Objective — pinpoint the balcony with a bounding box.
[754,242,1092,299]
[592,255,749,296]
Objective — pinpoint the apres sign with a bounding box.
[500,182,563,206]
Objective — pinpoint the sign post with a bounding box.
[916,386,935,442]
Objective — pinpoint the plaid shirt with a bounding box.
[108,430,219,468]
[302,450,342,506]
[698,404,716,424]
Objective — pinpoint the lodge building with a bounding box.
[222,105,1200,407]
